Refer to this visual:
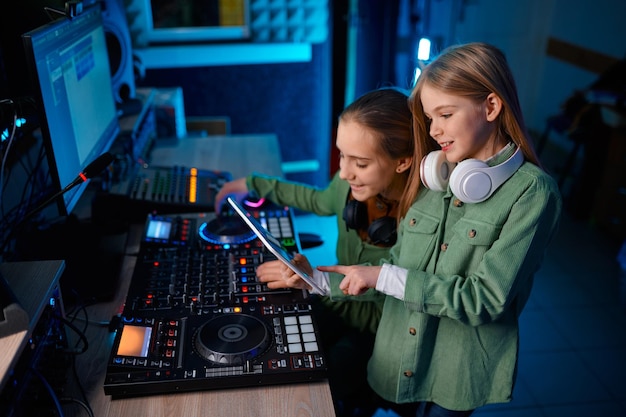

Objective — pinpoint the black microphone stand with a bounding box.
[0,186,74,260]
[0,152,122,304]
[0,152,114,259]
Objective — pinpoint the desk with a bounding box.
[149,134,284,179]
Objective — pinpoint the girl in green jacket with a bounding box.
[215,88,434,414]
[259,43,562,416]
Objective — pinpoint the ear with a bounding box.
[485,92,503,122]
[395,156,413,173]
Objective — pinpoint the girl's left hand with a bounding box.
[256,254,313,290]
[256,260,289,289]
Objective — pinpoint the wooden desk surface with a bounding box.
[149,134,284,179]
[0,330,27,391]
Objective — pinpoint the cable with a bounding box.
[60,396,95,417]
[66,353,95,417]
[57,314,89,355]
[68,314,111,328]
[1,152,114,258]
[67,296,90,335]
[43,6,68,21]
[0,131,50,261]
[0,99,17,209]
[28,367,66,417]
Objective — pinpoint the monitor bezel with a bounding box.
[21,7,120,216]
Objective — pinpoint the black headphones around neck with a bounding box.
[343,196,397,246]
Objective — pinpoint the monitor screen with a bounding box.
[142,0,250,44]
[21,6,120,216]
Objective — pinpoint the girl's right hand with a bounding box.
[214,177,249,212]
[317,264,381,296]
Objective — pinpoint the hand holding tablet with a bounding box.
[227,197,325,294]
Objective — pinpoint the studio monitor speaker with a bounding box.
[100,0,135,103]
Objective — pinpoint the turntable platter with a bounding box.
[198,216,256,244]
[194,314,271,365]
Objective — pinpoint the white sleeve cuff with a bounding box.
[375,263,408,301]
[311,269,331,296]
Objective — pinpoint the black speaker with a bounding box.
[100,0,135,103]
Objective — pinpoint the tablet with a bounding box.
[227,197,324,294]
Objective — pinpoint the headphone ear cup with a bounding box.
[367,217,397,246]
[420,151,455,192]
[343,199,368,230]
[449,147,524,203]
[449,159,493,203]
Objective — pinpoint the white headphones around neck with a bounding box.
[420,146,524,203]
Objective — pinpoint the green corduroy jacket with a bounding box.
[327,147,562,410]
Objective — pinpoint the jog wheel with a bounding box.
[198,215,255,244]
[194,314,271,365]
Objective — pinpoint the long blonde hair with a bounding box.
[400,42,540,217]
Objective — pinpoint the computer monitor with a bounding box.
[140,0,250,44]
[21,6,120,216]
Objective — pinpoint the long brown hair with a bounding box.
[401,42,540,217]
[339,88,417,222]
[340,88,414,161]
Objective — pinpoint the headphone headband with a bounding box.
[420,146,523,203]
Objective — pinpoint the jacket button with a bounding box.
[409,218,417,226]
[403,370,413,377]
[453,198,464,207]
[409,327,416,335]
[468,229,477,238]
[440,243,448,251]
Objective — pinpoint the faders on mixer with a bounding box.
[104,201,327,398]
[94,165,232,223]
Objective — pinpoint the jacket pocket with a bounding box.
[452,218,501,246]
[398,210,440,268]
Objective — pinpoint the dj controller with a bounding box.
[103,199,327,398]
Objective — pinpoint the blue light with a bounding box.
[1,118,27,141]
[417,38,431,61]
[413,67,422,86]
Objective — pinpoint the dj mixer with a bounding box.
[96,164,232,222]
[103,199,327,398]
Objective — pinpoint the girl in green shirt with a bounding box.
[260,43,562,417]
[216,88,435,415]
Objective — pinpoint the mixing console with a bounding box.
[97,164,232,222]
[104,199,327,398]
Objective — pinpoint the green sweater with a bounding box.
[247,172,386,333]
[329,147,562,410]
